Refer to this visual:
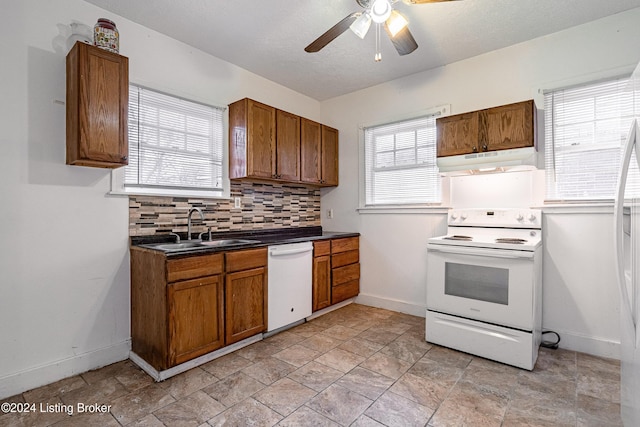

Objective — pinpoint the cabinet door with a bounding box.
[479,100,535,152]
[301,118,322,184]
[436,112,479,157]
[225,267,267,345]
[247,99,276,178]
[168,275,224,366]
[66,42,129,168]
[321,125,339,186]
[276,110,301,181]
[313,255,331,312]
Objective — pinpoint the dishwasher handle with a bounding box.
[269,246,313,257]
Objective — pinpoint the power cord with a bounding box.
[541,330,560,349]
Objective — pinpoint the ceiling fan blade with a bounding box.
[305,13,359,53]
[384,24,418,55]
[402,0,459,4]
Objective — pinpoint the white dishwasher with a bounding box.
[267,241,313,332]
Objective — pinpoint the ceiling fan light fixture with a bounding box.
[370,0,392,23]
[350,12,372,39]
[386,10,408,37]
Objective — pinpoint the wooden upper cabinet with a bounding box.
[301,119,339,186]
[301,118,322,184]
[229,98,276,179]
[320,125,339,186]
[66,42,129,168]
[437,100,536,158]
[229,98,338,186]
[479,100,535,152]
[436,112,479,157]
[276,109,301,181]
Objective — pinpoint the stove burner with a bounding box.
[443,235,473,241]
[495,238,527,244]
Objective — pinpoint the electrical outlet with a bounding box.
[234,197,241,208]
[326,209,333,219]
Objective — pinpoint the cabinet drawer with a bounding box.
[167,253,224,283]
[331,280,359,305]
[332,263,360,287]
[332,249,359,268]
[314,240,331,257]
[331,237,359,254]
[225,248,268,273]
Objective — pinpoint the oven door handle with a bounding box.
[427,245,535,259]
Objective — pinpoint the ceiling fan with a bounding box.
[305,0,458,61]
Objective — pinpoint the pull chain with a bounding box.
[374,23,382,62]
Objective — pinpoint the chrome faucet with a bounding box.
[187,207,205,240]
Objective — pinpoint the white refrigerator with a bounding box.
[614,61,640,427]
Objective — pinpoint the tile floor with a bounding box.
[0,303,623,426]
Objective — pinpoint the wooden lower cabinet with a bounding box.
[312,241,331,312]
[331,237,360,305]
[131,246,268,371]
[131,248,225,371]
[312,237,360,310]
[225,248,268,345]
[168,275,224,366]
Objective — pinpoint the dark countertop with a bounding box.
[130,226,359,258]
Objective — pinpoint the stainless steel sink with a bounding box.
[200,239,260,247]
[142,238,260,252]
[147,241,204,251]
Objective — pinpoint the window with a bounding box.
[112,84,227,198]
[544,76,635,201]
[362,108,445,206]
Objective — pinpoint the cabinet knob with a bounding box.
[121,155,128,161]
[472,146,478,152]
[482,144,488,151]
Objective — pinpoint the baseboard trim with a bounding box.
[0,340,131,400]
[130,334,263,382]
[355,293,426,318]
[306,299,355,321]
[543,327,620,360]
[354,294,620,360]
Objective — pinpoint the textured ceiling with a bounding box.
[84,0,640,101]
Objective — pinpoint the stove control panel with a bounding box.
[448,209,541,229]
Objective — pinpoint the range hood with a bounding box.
[437,146,538,175]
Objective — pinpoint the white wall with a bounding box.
[320,8,640,359]
[0,0,321,399]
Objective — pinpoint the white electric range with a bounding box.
[426,208,543,370]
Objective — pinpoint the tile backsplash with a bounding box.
[129,181,321,237]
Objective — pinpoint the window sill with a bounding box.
[357,205,449,214]
[109,188,230,200]
[538,201,614,214]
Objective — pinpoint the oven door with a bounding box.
[427,243,538,331]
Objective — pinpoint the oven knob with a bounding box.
[460,213,467,221]
[528,214,537,222]
[516,213,524,222]
[450,213,458,221]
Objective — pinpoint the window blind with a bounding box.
[364,113,441,205]
[125,85,225,194]
[544,77,639,201]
